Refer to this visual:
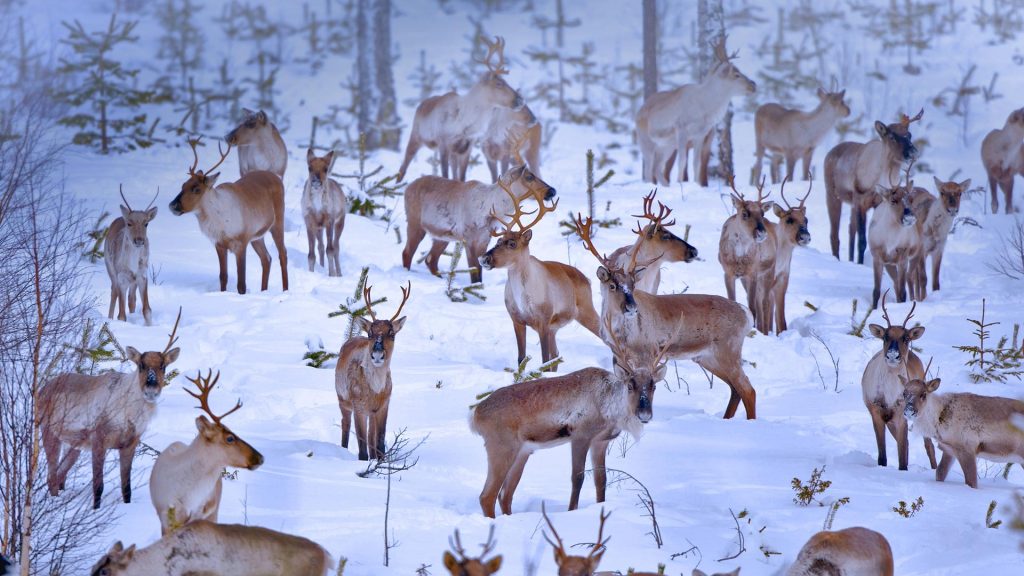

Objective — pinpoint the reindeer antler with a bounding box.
[187,137,202,175]
[899,107,924,128]
[205,141,232,175]
[588,508,612,561]
[506,127,528,166]
[574,213,613,268]
[478,35,509,76]
[541,502,569,558]
[879,289,893,328]
[145,187,160,210]
[779,176,810,211]
[448,525,497,563]
[362,285,378,321]
[603,314,634,373]
[184,369,242,426]
[119,184,133,211]
[391,281,411,322]
[164,307,182,355]
[901,300,917,329]
[923,356,934,379]
[490,179,559,236]
[631,190,676,235]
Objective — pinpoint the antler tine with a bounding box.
[205,140,232,175]
[119,183,133,211]
[478,524,498,558]
[588,508,612,560]
[541,502,568,557]
[363,285,378,321]
[754,175,770,204]
[490,179,521,235]
[902,300,917,329]
[652,313,684,370]
[626,238,661,276]
[574,213,612,268]
[493,35,509,75]
[390,281,412,322]
[631,190,676,229]
[727,176,745,202]
[146,187,160,210]
[602,313,632,372]
[799,178,812,208]
[879,289,892,328]
[923,356,934,379]
[778,175,792,210]
[508,127,528,165]
[164,307,182,355]
[449,529,468,560]
[187,137,202,175]
[184,369,240,425]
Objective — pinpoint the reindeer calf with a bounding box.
[909,177,968,300]
[302,148,347,277]
[786,527,893,576]
[105,187,158,325]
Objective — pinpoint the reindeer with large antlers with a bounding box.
[861,293,937,471]
[577,214,757,419]
[37,310,183,509]
[105,185,158,325]
[398,35,524,183]
[480,181,598,370]
[769,178,812,334]
[335,282,411,460]
[719,178,777,335]
[607,191,698,294]
[169,138,288,294]
[443,526,503,576]
[542,503,610,576]
[149,370,264,535]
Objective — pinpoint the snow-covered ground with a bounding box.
[25,0,1024,573]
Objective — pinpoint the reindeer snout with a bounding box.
[753,226,767,243]
[169,198,183,216]
[686,245,699,261]
[901,210,916,227]
[225,129,238,144]
[622,291,638,317]
[370,341,386,366]
[746,78,757,93]
[480,252,494,270]
[637,395,653,423]
[513,94,524,108]
[249,451,265,470]
[133,238,146,247]
[885,346,901,367]
[544,187,556,201]
[797,230,811,246]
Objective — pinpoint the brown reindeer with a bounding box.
[105,185,158,325]
[541,503,610,576]
[443,526,503,576]
[302,148,347,277]
[868,166,922,308]
[636,36,756,187]
[607,191,698,294]
[471,317,671,517]
[908,177,969,300]
[335,282,410,461]
[752,86,850,184]
[91,521,332,576]
[224,108,287,179]
[825,109,922,264]
[402,157,555,285]
[577,215,757,419]
[719,178,777,335]
[861,294,937,471]
[981,107,1024,214]
[397,36,524,183]
[169,138,288,294]
[769,178,812,334]
[36,310,182,509]
[149,370,264,536]
[786,527,893,576]
[480,181,599,370]
[903,368,1024,489]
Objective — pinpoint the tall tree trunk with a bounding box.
[373,0,400,151]
[642,0,658,100]
[697,0,732,184]
[355,0,376,148]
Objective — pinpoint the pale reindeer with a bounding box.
[786,527,894,576]
[719,178,777,335]
[90,521,332,576]
[105,185,158,325]
[480,182,599,370]
[868,166,921,309]
[824,109,922,264]
[752,85,850,184]
[480,105,542,182]
[169,138,288,294]
[908,177,969,300]
[541,504,610,576]
[302,148,347,277]
[443,526,503,576]
[980,107,1024,214]
[335,282,410,461]
[224,108,287,179]
[769,178,812,333]
[607,191,698,294]
[36,311,182,509]
[402,154,556,284]
[149,370,264,536]
[903,367,1024,488]
[861,295,937,471]
[576,215,757,419]
[470,317,671,517]
[636,35,756,187]
[397,36,524,183]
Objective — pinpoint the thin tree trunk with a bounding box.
[373,0,400,151]
[642,0,658,100]
[19,214,44,576]
[355,0,374,148]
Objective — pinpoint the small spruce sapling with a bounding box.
[329,267,387,340]
[953,299,1024,383]
[792,466,832,506]
[892,496,925,518]
[559,149,618,236]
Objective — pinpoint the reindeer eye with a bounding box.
[786,218,794,224]
[609,284,617,291]
[525,173,534,181]
[226,435,235,444]
[742,211,750,218]
[192,186,200,194]
[508,241,516,249]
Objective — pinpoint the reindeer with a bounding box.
[607,191,698,294]
[443,526,503,576]
[861,294,937,471]
[478,105,542,183]
[752,85,850,184]
[908,177,969,300]
[480,182,598,370]
[541,504,610,576]
[766,178,813,334]
[868,164,922,308]
[224,108,287,179]
[786,527,893,576]
[719,178,777,335]
[397,36,524,183]
[825,108,922,264]
[577,214,757,419]
[636,35,756,187]
[105,185,158,325]
[90,521,332,576]
[470,317,671,517]
[149,370,263,536]
[981,107,1024,214]
[402,151,555,284]
[302,148,347,277]
[36,310,182,509]
[335,282,410,461]
[169,138,288,294]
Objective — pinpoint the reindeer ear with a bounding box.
[907,326,926,340]
[839,90,846,98]
[307,148,315,162]
[521,229,533,243]
[392,316,407,333]
[926,378,941,392]
[120,205,131,220]
[111,541,124,553]
[242,107,255,117]
[933,176,943,190]
[485,555,503,572]
[761,200,774,213]
[589,549,606,569]
[732,195,744,211]
[654,363,668,382]
[772,203,784,218]
[164,347,181,365]
[442,552,459,571]
[125,346,141,364]
[870,192,884,209]
[325,150,336,169]
[206,172,221,188]
[868,324,886,339]
[596,267,611,283]
[959,178,971,190]
[874,121,888,138]
[195,415,215,436]
[692,570,708,576]
[146,206,158,222]
[897,373,908,385]
[257,110,268,124]
[612,360,631,380]
[355,316,373,335]
[123,544,136,561]
[817,87,827,99]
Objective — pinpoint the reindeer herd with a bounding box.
[14,30,1019,576]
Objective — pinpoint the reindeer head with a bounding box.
[91,541,135,575]
[932,176,970,217]
[443,526,502,576]
[875,108,923,163]
[186,370,264,471]
[170,138,231,216]
[772,177,812,246]
[481,178,558,270]
[1006,107,1024,128]
[901,361,940,423]
[576,214,656,318]
[117,185,158,248]
[868,293,924,368]
[817,85,850,118]
[306,148,337,191]
[729,177,774,244]
[125,309,182,403]
[356,282,411,367]
[604,316,672,426]
[475,35,524,109]
[225,108,272,146]
[874,179,917,228]
[632,190,698,263]
[542,504,610,576]
[710,36,756,95]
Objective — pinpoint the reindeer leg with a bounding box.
[402,221,426,272]
[751,142,765,185]
[698,131,713,187]
[466,240,485,285]
[338,397,352,448]
[868,405,888,467]
[216,243,229,292]
[1003,177,1014,215]
[932,250,942,292]
[847,206,858,263]
[801,149,813,181]
[723,270,737,301]
[353,409,369,461]
[513,321,527,367]
[856,206,869,264]
[107,284,116,319]
[989,174,999,214]
[498,450,530,515]
[305,215,318,272]
[331,218,345,277]
[568,437,589,511]
[91,437,106,509]
[373,399,389,460]
[936,450,954,482]
[396,133,421,183]
[54,444,81,493]
[43,430,61,495]
[956,449,979,488]
[116,282,127,322]
[250,238,271,292]
[317,224,326,268]
[539,329,553,371]
[695,356,756,419]
[119,440,137,503]
[591,438,611,502]
[425,240,448,277]
[440,146,450,179]
[871,257,883,309]
[676,132,688,185]
[127,280,137,314]
[784,153,797,183]
[141,275,152,326]
[480,442,517,518]
[890,416,909,471]
[827,190,842,260]
[924,437,937,470]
